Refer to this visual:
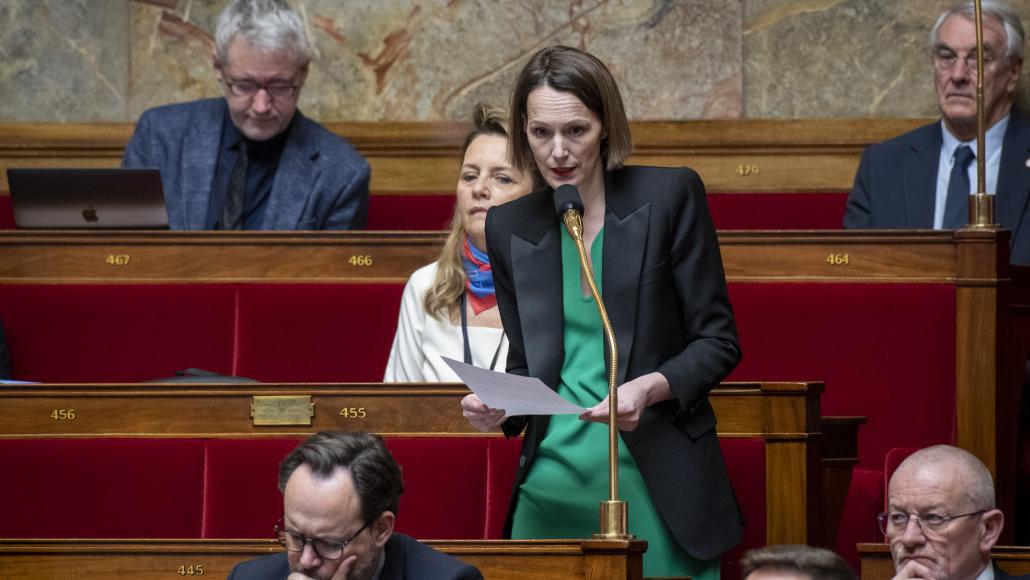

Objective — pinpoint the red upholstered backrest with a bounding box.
[365,192,849,231]
[719,438,767,580]
[835,468,887,571]
[727,283,957,468]
[707,192,848,230]
[201,438,302,538]
[0,194,13,229]
[200,437,514,540]
[0,435,777,550]
[234,284,403,382]
[367,194,455,230]
[485,437,522,539]
[0,283,404,383]
[0,191,849,231]
[386,438,491,539]
[0,438,206,538]
[0,284,237,382]
[884,447,919,501]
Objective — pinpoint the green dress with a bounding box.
[510,227,720,579]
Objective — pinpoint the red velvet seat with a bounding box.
[719,438,767,580]
[0,195,13,229]
[234,283,404,382]
[727,283,956,469]
[367,194,455,230]
[0,434,774,560]
[707,192,848,230]
[201,438,302,538]
[0,284,237,382]
[0,438,206,538]
[835,468,886,571]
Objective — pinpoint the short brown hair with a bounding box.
[740,545,856,580]
[278,431,404,522]
[509,45,632,175]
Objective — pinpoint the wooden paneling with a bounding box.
[0,119,930,194]
[0,229,973,284]
[0,538,646,580]
[0,382,816,439]
[858,544,1030,579]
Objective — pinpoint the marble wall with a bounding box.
[0,0,1028,122]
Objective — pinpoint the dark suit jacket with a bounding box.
[123,98,369,230]
[225,533,483,579]
[484,165,743,561]
[844,111,1030,264]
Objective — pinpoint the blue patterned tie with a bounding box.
[943,145,975,229]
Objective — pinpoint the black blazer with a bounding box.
[844,111,1030,264]
[484,165,743,561]
[225,533,483,579]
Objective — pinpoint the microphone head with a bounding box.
[553,184,584,217]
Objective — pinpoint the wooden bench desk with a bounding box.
[858,543,1030,579]
[0,538,649,580]
[0,382,844,551]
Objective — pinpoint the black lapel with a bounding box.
[602,171,648,385]
[511,195,563,390]
[904,124,942,228]
[996,112,1030,240]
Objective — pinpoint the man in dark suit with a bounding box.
[124,0,369,230]
[883,445,1029,580]
[844,0,1029,265]
[226,431,482,580]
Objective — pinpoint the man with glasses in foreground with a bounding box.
[881,445,1027,580]
[124,0,369,230]
[227,431,482,580]
[843,0,1029,265]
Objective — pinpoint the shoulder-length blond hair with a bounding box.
[423,103,512,321]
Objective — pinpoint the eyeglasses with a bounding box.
[275,517,372,560]
[933,48,997,73]
[877,510,986,536]
[223,79,300,100]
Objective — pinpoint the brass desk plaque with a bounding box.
[251,396,315,426]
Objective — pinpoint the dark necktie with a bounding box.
[943,145,975,229]
[222,140,250,230]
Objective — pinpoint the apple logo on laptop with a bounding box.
[82,206,99,223]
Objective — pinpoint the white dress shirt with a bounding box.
[934,114,1009,229]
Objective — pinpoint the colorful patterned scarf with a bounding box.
[462,237,496,314]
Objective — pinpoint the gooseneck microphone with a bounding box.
[553,184,629,539]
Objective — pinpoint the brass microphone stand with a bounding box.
[968,0,997,228]
[561,208,631,540]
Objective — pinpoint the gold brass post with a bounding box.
[561,208,631,540]
[968,0,998,229]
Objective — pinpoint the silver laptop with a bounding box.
[8,168,169,229]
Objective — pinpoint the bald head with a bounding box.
[886,445,1004,580]
[890,445,995,511]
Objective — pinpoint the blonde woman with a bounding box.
[384,105,533,381]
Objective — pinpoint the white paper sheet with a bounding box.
[442,357,586,415]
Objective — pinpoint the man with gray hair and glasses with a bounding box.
[844,0,1029,265]
[124,0,369,230]
[227,431,482,580]
[881,445,1028,580]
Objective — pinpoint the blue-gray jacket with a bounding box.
[123,98,369,230]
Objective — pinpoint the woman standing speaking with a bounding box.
[461,46,743,577]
